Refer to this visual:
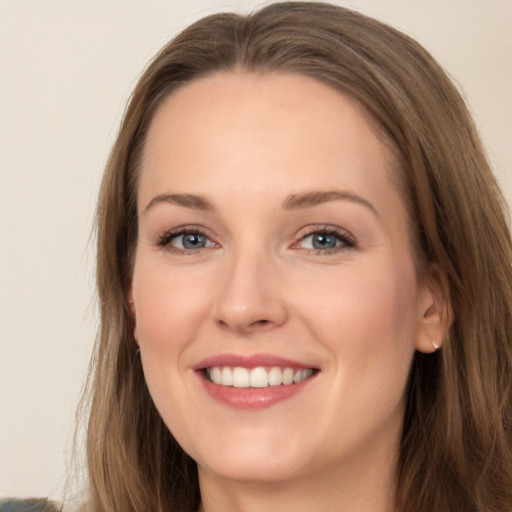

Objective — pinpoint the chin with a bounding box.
[198,452,306,484]
[189,428,313,484]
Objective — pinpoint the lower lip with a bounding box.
[197,371,316,410]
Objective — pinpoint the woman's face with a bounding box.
[131,71,436,485]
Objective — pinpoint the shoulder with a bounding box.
[0,499,60,512]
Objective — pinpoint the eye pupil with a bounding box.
[182,233,206,249]
[312,233,337,249]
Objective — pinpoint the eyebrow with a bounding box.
[143,189,378,216]
[283,190,378,216]
[143,193,214,213]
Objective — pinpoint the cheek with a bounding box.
[296,258,419,390]
[131,260,213,417]
[301,260,417,338]
[297,261,418,446]
[131,261,213,441]
[133,262,211,354]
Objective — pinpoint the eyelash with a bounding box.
[155,225,356,255]
[156,227,215,254]
[294,225,356,254]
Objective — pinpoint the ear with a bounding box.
[127,288,139,342]
[415,266,452,353]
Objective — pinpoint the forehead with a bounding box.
[139,71,401,204]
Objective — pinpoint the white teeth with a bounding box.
[232,367,250,388]
[211,367,222,384]
[282,367,294,385]
[294,369,313,382]
[221,367,233,386]
[268,367,283,386]
[250,367,269,388]
[207,366,314,387]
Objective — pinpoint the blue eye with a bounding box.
[178,233,208,249]
[157,229,216,252]
[310,233,338,249]
[298,228,355,252]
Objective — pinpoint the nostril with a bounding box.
[216,317,275,334]
[213,288,288,333]
[254,319,270,325]
[246,319,275,332]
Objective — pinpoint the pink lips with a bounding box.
[194,353,314,370]
[194,353,318,410]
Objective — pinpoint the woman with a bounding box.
[78,2,511,511]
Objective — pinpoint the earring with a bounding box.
[432,341,440,351]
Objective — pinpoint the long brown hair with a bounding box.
[84,3,512,511]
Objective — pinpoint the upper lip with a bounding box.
[193,353,318,370]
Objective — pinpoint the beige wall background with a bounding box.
[1,0,510,502]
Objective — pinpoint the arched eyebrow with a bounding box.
[283,190,378,216]
[143,190,378,217]
[143,193,214,213]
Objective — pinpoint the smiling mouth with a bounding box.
[206,366,316,388]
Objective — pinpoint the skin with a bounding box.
[130,71,445,512]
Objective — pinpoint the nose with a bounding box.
[213,248,288,335]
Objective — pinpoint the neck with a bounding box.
[197,432,398,512]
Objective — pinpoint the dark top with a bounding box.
[0,499,59,512]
